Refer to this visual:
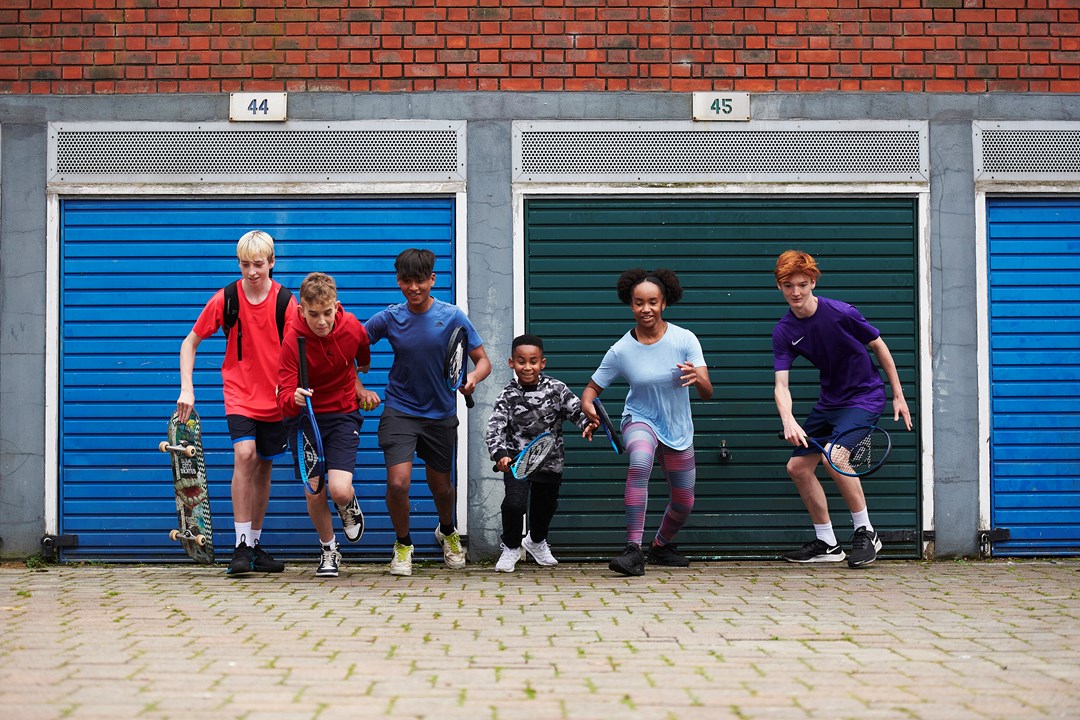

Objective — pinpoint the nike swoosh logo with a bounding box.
[792,337,804,346]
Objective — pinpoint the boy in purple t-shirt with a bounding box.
[772,250,912,568]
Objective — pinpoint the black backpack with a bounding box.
[222,282,294,361]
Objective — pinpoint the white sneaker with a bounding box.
[335,495,364,543]
[522,534,559,566]
[495,544,523,573]
[434,526,467,569]
[389,542,413,576]
[316,544,341,578]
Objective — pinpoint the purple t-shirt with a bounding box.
[772,296,886,412]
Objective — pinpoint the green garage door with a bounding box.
[525,196,921,559]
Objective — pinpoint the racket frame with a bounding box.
[495,431,556,479]
[296,336,326,495]
[592,398,624,454]
[779,425,892,477]
[444,326,475,409]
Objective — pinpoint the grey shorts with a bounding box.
[377,406,458,473]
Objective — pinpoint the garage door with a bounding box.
[59,196,457,562]
[525,196,921,559]
[988,196,1080,556]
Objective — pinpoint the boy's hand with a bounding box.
[495,457,511,473]
[176,390,195,424]
[293,387,312,408]
[358,389,381,412]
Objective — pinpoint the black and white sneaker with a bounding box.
[608,544,645,576]
[782,539,846,563]
[336,495,365,543]
[847,527,882,568]
[227,540,253,575]
[316,544,341,578]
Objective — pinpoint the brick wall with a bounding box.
[2,0,1078,94]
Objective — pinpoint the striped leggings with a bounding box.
[621,421,696,547]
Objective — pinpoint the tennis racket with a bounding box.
[494,432,556,479]
[296,336,326,494]
[778,425,892,477]
[592,398,624,454]
[445,325,475,408]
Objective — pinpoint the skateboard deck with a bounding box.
[160,410,214,564]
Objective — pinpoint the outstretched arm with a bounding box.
[774,370,808,448]
[176,331,203,423]
[868,337,912,431]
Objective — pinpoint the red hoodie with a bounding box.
[277,303,371,418]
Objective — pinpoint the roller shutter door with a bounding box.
[59,196,456,561]
[988,196,1080,556]
[525,196,921,559]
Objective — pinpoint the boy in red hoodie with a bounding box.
[278,272,381,577]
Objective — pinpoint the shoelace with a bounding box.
[445,534,462,553]
[851,531,871,549]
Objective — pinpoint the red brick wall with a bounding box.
[2,0,1078,94]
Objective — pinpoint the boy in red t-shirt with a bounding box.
[177,230,297,575]
[278,272,381,578]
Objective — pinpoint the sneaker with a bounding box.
[495,543,523,573]
[434,526,467,569]
[847,527,882,568]
[336,495,365,543]
[389,542,414,576]
[251,542,285,573]
[648,542,690,567]
[782,538,846,563]
[227,541,253,575]
[608,543,645,577]
[522,534,559,566]
[316,544,341,578]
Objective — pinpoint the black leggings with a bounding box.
[501,478,561,548]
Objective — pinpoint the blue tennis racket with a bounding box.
[495,432,556,479]
[445,325,475,409]
[296,336,326,494]
[592,398,624,454]
[778,425,891,477]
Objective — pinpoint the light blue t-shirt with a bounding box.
[365,299,483,419]
[591,323,706,451]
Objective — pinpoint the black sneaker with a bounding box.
[647,542,690,567]
[316,544,341,578]
[251,542,285,573]
[782,538,846,563]
[847,527,882,568]
[336,495,365,543]
[608,544,645,576]
[227,541,253,575]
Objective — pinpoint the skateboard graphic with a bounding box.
[160,410,215,564]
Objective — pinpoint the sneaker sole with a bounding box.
[609,562,645,577]
[389,567,412,576]
[847,539,883,568]
[252,564,285,573]
[315,570,339,577]
[523,547,558,566]
[784,553,847,563]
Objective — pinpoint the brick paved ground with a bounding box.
[1,559,1078,720]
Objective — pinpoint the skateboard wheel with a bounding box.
[182,445,197,458]
[195,534,207,547]
[159,441,169,453]
[169,529,180,541]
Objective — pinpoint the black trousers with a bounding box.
[501,475,561,548]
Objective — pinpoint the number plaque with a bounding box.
[229,93,288,122]
[692,93,750,122]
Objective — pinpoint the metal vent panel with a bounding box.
[514,121,928,183]
[49,121,466,184]
[975,122,1080,181]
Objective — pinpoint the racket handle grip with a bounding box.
[465,393,475,409]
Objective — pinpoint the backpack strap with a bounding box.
[221,282,243,361]
[275,286,294,342]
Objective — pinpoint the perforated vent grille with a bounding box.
[516,126,926,182]
[50,123,465,183]
[980,130,1080,176]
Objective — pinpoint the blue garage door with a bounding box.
[60,197,457,562]
[988,196,1080,556]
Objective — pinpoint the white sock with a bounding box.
[814,523,838,546]
[234,522,252,547]
[851,508,873,533]
[320,537,338,550]
[249,528,262,545]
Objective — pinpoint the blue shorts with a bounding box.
[226,414,288,460]
[791,406,882,457]
[286,411,362,477]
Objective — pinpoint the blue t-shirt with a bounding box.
[366,299,484,419]
[772,296,886,412]
[591,323,706,451]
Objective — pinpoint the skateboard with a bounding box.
[159,410,215,564]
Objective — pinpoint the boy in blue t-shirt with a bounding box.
[365,248,492,576]
[773,250,912,569]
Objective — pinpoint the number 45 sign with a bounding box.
[229,93,288,122]
[692,93,750,122]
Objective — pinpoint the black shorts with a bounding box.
[377,406,458,473]
[226,414,289,460]
[286,411,362,477]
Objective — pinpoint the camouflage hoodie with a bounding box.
[485,373,589,475]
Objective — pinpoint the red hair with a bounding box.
[774,250,820,283]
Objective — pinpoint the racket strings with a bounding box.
[830,431,878,474]
[518,436,556,476]
[447,345,465,387]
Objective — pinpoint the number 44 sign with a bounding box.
[229,93,288,122]
[692,93,751,122]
